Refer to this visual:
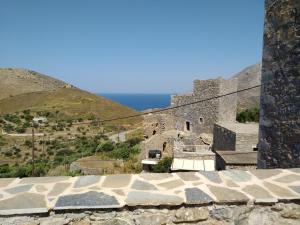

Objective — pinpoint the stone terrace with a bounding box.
[0,169,299,216]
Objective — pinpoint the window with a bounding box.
[152,130,156,135]
[199,117,204,124]
[186,121,190,131]
[163,142,167,151]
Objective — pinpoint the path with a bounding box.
[0,168,299,215]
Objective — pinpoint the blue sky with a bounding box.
[0,0,264,93]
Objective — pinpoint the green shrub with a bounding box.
[4,114,21,124]
[3,124,14,133]
[236,107,259,123]
[99,141,115,152]
[152,157,173,173]
[16,127,26,133]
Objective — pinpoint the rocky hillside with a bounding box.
[231,63,261,110]
[0,68,141,124]
[0,68,69,100]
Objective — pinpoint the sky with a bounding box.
[0,0,265,94]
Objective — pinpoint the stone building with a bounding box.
[213,122,259,152]
[141,77,238,171]
[213,122,259,170]
[171,78,238,134]
[258,0,300,168]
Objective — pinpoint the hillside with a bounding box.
[0,68,141,125]
[231,63,261,110]
[0,68,69,100]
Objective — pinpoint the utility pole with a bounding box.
[31,127,35,176]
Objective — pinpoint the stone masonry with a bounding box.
[0,169,299,215]
[171,78,238,134]
[213,122,259,152]
[258,0,300,168]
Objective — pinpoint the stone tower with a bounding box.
[258,0,300,168]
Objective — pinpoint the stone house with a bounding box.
[212,122,259,170]
[141,77,238,171]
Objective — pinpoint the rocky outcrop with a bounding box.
[231,63,261,110]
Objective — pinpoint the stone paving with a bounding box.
[0,169,299,215]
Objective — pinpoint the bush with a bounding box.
[99,141,115,152]
[16,127,26,134]
[4,114,21,124]
[236,107,259,123]
[152,157,173,173]
[3,124,14,133]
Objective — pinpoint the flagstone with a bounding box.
[74,176,101,188]
[157,179,185,190]
[54,191,121,210]
[0,193,47,215]
[101,174,132,188]
[208,185,248,203]
[0,178,16,188]
[48,183,71,197]
[274,174,300,183]
[289,186,300,194]
[199,171,222,183]
[250,169,282,179]
[263,182,297,198]
[19,176,69,184]
[36,185,48,193]
[242,184,274,199]
[131,180,157,191]
[288,168,300,174]
[125,191,184,206]
[4,184,33,194]
[139,173,173,180]
[225,179,239,187]
[185,188,214,204]
[176,172,200,181]
[112,189,125,196]
[221,170,252,182]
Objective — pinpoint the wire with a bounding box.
[73,84,261,124]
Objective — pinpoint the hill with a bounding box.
[231,63,261,110]
[0,68,69,100]
[0,68,141,125]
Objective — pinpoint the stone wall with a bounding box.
[236,133,258,152]
[171,78,237,134]
[213,124,236,151]
[1,203,300,225]
[213,123,259,152]
[258,0,300,168]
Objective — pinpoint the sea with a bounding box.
[99,93,172,111]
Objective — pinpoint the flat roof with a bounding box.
[216,151,257,165]
[171,158,215,171]
[215,122,259,134]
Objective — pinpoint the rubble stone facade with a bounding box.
[171,78,238,134]
[258,0,300,168]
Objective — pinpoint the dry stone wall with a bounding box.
[1,203,300,225]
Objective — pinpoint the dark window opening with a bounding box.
[199,117,204,123]
[163,142,167,151]
[186,121,190,131]
[152,130,156,135]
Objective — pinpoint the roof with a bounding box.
[215,122,258,134]
[141,159,159,165]
[171,158,215,171]
[216,151,257,165]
